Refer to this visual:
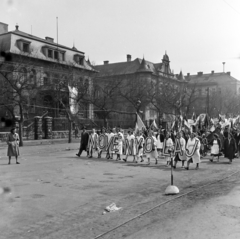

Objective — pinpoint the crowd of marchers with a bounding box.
[75,124,239,170]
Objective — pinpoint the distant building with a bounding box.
[186,71,240,116]
[0,22,96,131]
[94,53,185,127]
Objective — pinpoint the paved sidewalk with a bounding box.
[0,137,80,148]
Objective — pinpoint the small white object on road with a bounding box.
[105,203,122,212]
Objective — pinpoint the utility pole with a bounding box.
[206,87,209,115]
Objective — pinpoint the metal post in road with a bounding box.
[165,149,180,195]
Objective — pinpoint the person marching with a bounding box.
[124,130,136,162]
[185,132,201,170]
[76,127,89,158]
[116,129,124,161]
[88,128,98,158]
[164,132,174,167]
[135,130,144,163]
[156,128,164,159]
[145,130,158,165]
[201,133,208,157]
[209,133,222,162]
[97,128,107,158]
[224,133,237,164]
[7,127,20,165]
[173,131,186,169]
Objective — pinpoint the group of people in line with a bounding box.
[4,123,238,168]
[76,124,238,169]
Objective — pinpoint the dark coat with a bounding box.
[234,133,240,146]
[224,138,237,160]
[80,132,89,150]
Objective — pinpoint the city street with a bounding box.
[0,143,240,239]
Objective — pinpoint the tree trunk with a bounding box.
[19,104,24,146]
[68,120,72,143]
[18,121,23,146]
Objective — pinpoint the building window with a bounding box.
[29,69,36,84]
[59,52,65,61]
[74,55,84,65]
[43,73,50,85]
[48,50,53,58]
[19,67,27,83]
[22,43,30,53]
[54,51,59,60]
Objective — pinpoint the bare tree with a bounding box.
[0,59,40,146]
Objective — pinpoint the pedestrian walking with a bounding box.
[156,129,164,158]
[164,132,174,167]
[145,130,158,165]
[224,133,237,164]
[124,130,136,162]
[185,132,201,170]
[209,134,222,162]
[88,128,98,158]
[76,127,89,158]
[116,130,124,161]
[97,128,107,158]
[7,127,20,164]
[135,130,144,163]
[173,131,186,168]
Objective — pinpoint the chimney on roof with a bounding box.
[104,61,109,65]
[197,72,203,76]
[127,54,131,62]
[0,22,8,34]
[15,24,19,31]
[211,71,214,74]
[227,71,231,75]
[45,37,54,43]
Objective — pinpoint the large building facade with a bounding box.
[94,53,186,128]
[186,71,240,117]
[0,22,97,132]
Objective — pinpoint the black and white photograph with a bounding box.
[0,0,240,238]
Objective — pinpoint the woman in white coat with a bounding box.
[173,131,187,168]
[145,130,158,165]
[185,132,201,170]
[116,130,124,161]
[124,131,136,162]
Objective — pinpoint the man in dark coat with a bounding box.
[224,133,237,163]
[234,129,240,157]
[76,127,89,157]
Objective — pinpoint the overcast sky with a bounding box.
[1,0,240,79]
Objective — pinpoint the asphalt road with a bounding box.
[0,143,239,239]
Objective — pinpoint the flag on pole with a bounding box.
[150,119,158,131]
[134,113,146,133]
